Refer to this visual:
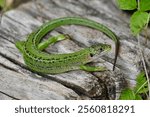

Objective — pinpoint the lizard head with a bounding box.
[89,43,111,57]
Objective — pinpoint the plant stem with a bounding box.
[137,0,140,11]
[137,35,150,98]
[135,81,148,95]
[144,14,150,44]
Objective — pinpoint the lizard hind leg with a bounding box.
[15,41,26,54]
[38,34,71,51]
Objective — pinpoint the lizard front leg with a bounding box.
[80,65,107,72]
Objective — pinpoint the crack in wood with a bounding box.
[0,62,18,73]
[0,91,20,100]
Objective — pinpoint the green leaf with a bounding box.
[0,0,5,8]
[139,0,150,11]
[116,0,137,10]
[134,71,148,94]
[130,11,149,35]
[135,94,142,100]
[119,88,135,100]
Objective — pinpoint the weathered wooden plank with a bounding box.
[0,0,125,100]
[0,0,149,100]
[0,26,109,99]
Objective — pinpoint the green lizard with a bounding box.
[15,17,119,74]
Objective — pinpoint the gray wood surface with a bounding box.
[0,0,149,100]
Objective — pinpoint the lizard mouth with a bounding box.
[100,49,111,56]
[91,47,111,61]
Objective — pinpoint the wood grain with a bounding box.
[0,0,149,100]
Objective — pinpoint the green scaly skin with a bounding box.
[15,17,119,74]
